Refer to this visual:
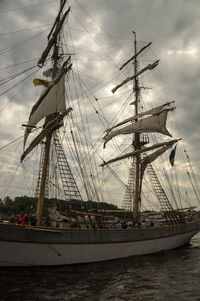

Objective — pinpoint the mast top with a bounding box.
[37,4,70,68]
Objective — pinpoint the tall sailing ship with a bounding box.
[0,0,200,266]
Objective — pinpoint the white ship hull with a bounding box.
[0,220,199,266]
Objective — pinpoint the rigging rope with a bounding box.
[0,68,38,102]
[184,148,200,198]
[0,24,51,36]
[0,65,37,86]
[0,0,56,14]
[0,29,49,56]
[0,135,24,151]
[187,171,200,204]
[0,58,38,72]
[0,162,21,199]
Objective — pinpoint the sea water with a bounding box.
[1,232,200,301]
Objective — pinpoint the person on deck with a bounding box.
[122,220,128,229]
[9,214,17,223]
[115,220,122,229]
[150,220,154,227]
[141,220,146,228]
[109,222,115,229]
[24,214,29,225]
[17,214,25,225]
[127,221,133,229]
[29,214,37,226]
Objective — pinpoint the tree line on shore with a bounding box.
[0,195,118,218]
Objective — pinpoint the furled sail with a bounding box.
[100,139,180,167]
[119,42,152,70]
[106,101,174,132]
[138,141,179,203]
[47,0,68,41]
[24,61,72,148]
[112,60,159,94]
[140,142,178,166]
[103,109,173,148]
[139,142,178,198]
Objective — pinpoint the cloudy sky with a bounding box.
[0,0,199,209]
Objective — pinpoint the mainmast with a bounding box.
[132,32,140,222]
[103,34,178,221]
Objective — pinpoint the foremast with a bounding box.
[36,50,59,226]
[21,0,72,225]
[36,1,64,226]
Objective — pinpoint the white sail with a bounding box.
[28,74,66,127]
[103,109,172,147]
[23,63,72,148]
[21,108,72,161]
[107,102,174,132]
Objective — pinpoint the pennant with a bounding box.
[33,78,51,87]
[169,145,177,166]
